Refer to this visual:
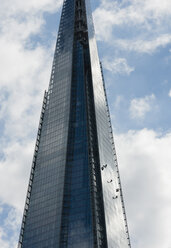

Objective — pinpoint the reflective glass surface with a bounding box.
[85,0,130,247]
[21,0,75,247]
[60,41,94,247]
[19,0,130,247]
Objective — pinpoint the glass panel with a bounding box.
[85,0,130,247]
[60,41,94,247]
[21,0,75,247]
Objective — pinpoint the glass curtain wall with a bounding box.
[18,0,131,247]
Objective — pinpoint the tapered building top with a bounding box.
[18,0,131,247]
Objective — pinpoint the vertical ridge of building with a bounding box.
[100,62,131,247]
[18,0,131,247]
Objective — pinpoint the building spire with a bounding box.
[18,0,131,247]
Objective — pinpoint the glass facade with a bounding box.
[85,1,131,247]
[60,40,94,247]
[18,0,131,247]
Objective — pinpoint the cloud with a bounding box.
[114,95,124,109]
[0,205,21,248]
[0,0,62,17]
[0,0,62,230]
[0,0,62,246]
[169,89,171,97]
[0,227,9,248]
[0,207,3,214]
[0,27,54,211]
[115,128,171,248]
[93,0,171,53]
[116,34,171,54]
[0,1,170,248]
[0,1,67,248]
[103,57,134,75]
[129,94,156,119]
[0,141,34,211]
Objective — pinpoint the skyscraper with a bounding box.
[18,0,131,247]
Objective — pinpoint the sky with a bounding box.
[0,0,171,247]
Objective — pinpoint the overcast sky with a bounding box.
[0,0,171,247]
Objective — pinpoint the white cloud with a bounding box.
[0,207,3,214]
[4,208,21,231]
[0,206,21,248]
[0,29,54,212]
[0,0,62,17]
[115,128,171,248]
[114,95,124,109]
[0,1,64,247]
[0,141,34,211]
[168,89,171,97]
[0,227,9,248]
[0,1,61,246]
[0,1,170,248]
[116,34,171,54]
[0,0,61,224]
[129,94,156,119]
[103,58,134,75]
[93,0,171,53]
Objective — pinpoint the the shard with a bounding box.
[18,0,131,247]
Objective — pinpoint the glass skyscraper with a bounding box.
[18,0,131,247]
